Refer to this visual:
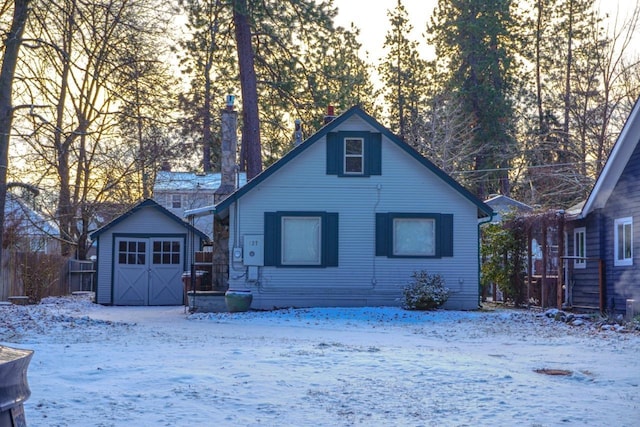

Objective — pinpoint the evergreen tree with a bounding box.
[179,0,376,172]
[428,0,519,199]
[378,0,428,141]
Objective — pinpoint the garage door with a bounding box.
[114,237,184,305]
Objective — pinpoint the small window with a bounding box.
[118,240,146,265]
[152,240,181,265]
[574,227,586,269]
[393,218,435,256]
[614,217,632,266]
[281,216,322,265]
[344,138,364,174]
[171,194,182,209]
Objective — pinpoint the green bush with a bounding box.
[401,270,449,310]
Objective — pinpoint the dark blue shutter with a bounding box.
[439,214,454,257]
[264,212,278,266]
[367,133,382,175]
[326,133,340,175]
[375,213,388,256]
[323,213,339,266]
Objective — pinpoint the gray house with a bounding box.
[190,106,493,310]
[565,98,640,315]
[90,199,208,305]
[566,101,640,313]
[153,170,246,237]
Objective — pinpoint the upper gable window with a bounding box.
[344,138,364,174]
[326,131,381,177]
[614,217,632,266]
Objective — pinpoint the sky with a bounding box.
[1,294,639,426]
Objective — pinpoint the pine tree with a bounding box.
[378,0,428,141]
[428,0,519,199]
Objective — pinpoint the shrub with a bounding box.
[401,270,449,310]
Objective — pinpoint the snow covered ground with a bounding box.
[1,295,639,427]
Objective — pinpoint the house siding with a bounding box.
[95,205,200,304]
[600,143,640,312]
[226,116,481,310]
[567,213,603,310]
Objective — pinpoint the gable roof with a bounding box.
[90,198,209,241]
[5,193,59,236]
[484,194,533,222]
[187,106,492,219]
[580,97,640,218]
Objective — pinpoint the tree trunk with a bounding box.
[233,0,262,180]
[562,0,574,163]
[0,0,30,267]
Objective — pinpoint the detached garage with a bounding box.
[90,199,208,306]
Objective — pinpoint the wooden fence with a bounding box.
[0,252,94,302]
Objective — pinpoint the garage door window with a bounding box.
[153,240,181,264]
[118,241,146,265]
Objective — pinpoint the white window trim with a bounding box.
[343,137,364,175]
[614,217,633,266]
[281,216,322,266]
[574,227,586,269]
[392,217,436,257]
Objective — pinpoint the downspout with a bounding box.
[478,211,495,307]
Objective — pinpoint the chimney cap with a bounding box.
[226,94,235,110]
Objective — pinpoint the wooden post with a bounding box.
[557,213,564,309]
[599,259,605,313]
[527,228,532,305]
[541,223,548,308]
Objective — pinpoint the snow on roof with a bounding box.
[484,194,533,215]
[153,171,248,192]
[4,193,59,236]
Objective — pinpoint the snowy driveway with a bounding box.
[1,297,639,426]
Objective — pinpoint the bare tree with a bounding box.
[0,0,30,269]
[17,0,175,258]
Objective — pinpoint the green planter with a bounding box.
[225,290,253,312]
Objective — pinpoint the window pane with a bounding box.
[624,223,632,259]
[617,223,625,260]
[281,217,321,264]
[345,139,362,155]
[344,138,363,174]
[393,218,435,256]
[345,157,363,173]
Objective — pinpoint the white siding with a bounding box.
[95,206,201,304]
[226,115,482,310]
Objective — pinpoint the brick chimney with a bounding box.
[215,95,238,203]
[324,105,335,125]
